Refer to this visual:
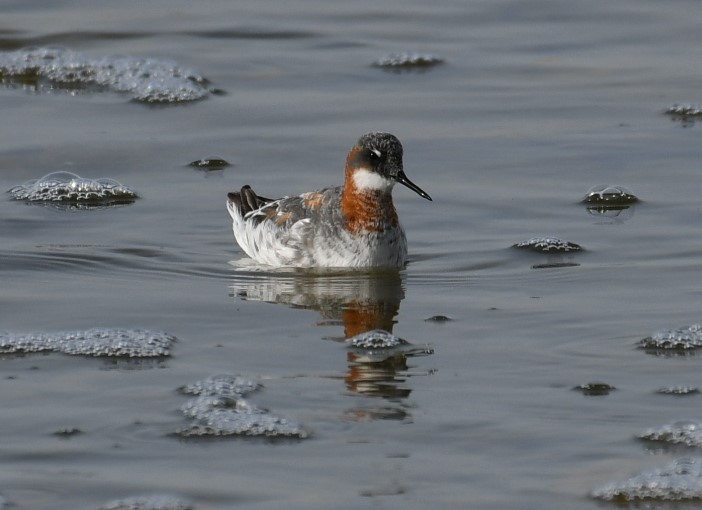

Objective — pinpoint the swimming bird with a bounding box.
[226,132,431,268]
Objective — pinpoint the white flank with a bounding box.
[227,196,408,268]
[352,168,394,192]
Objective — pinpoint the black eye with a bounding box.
[369,149,382,161]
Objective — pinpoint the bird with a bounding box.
[226,132,432,268]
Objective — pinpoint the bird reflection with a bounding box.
[227,267,433,418]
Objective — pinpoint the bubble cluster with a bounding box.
[374,52,444,69]
[178,374,260,398]
[0,46,211,103]
[666,104,702,116]
[513,237,582,253]
[640,324,702,351]
[188,158,231,170]
[582,184,638,205]
[573,382,616,396]
[346,329,408,349]
[176,375,307,438]
[98,494,193,510]
[425,315,452,322]
[657,386,700,396]
[9,171,137,208]
[639,421,702,447]
[592,458,702,503]
[0,328,175,357]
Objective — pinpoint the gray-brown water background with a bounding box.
[2,1,702,508]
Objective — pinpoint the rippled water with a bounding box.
[2,1,702,509]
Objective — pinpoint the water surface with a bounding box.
[2,1,702,508]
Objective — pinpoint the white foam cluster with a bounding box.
[98,494,193,510]
[9,171,137,206]
[374,52,444,68]
[0,328,175,357]
[640,421,702,447]
[514,237,582,253]
[658,386,700,395]
[666,104,702,116]
[583,184,638,205]
[179,374,260,398]
[640,324,702,350]
[0,47,210,103]
[179,396,306,438]
[573,382,616,396]
[176,375,307,438]
[592,458,702,502]
[346,329,408,349]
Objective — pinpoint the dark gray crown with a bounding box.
[357,132,403,160]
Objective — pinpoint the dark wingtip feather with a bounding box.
[227,190,243,212]
[228,185,275,215]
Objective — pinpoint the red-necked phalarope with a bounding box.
[226,132,432,268]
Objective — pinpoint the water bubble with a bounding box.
[178,374,259,398]
[346,329,408,349]
[582,184,638,205]
[98,494,193,510]
[573,382,616,396]
[188,158,231,170]
[657,386,700,396]
[666,103,702,116]
[0,328,175,357]
[513,237,582,253]
[176,375,307,438]
[0,46,211,103]
[592,457,702,503]
[640,324,702,352]
[374,52,444,69]
[425,315,452,322]
[640,421,702,447]
[9,171,137,209]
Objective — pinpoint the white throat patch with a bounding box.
[352,168,394,192]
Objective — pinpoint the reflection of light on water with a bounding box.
[585,204,636,224]
[228,266,434,409]
[530,256,580,269]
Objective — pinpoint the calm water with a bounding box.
[2,1,702,508]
